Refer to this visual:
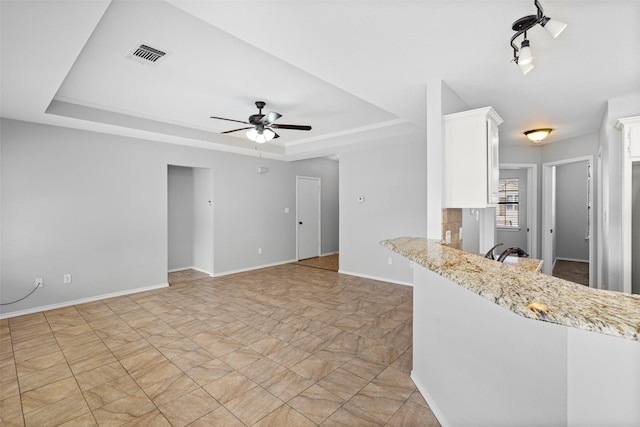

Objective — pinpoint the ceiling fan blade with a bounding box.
[221,127,253,134]
[272,131,280,139]
[262,111,282,124]
[210,116,250,125]
[271,124,312,131]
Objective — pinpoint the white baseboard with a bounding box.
[0,283,169,320]
[213,259,297,277]
[555,257,589,264]
[337,270,413,287]
[411,371,449,427]
[320,251,339,256]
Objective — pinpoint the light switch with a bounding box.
[284,208,289,213]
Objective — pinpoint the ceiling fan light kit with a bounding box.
[211,101,311,143]
[510,0,567,74]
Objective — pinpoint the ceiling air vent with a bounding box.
[126,42,169,66]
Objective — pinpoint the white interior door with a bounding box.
[297,176,321,260]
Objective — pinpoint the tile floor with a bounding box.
[1,263,441,426]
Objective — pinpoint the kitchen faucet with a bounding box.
[485,243,504,260]
[497,247,530,262]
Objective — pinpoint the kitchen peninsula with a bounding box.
[382,237,640,427]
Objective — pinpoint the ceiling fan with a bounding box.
[210,101,312,143]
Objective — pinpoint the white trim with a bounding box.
[213,259,297,277]
[337,269,413,287]
[0,283,169,319]
[555,257,589,264]
[411,372,451,427]
[542,156,594,286]
[320,251,339,257]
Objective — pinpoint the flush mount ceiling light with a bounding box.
[510,0,567,75]
[524,128,552,143]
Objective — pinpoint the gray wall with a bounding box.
[0,118,338,316]
[340,138,427,284]
[555,162,590,262]
[168,166,194,270]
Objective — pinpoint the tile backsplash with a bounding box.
[442,208,462,249]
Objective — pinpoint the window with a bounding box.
[496,178,519,227]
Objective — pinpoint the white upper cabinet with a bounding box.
[444,107,503,208]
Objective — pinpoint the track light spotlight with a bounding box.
[510,0,566,74]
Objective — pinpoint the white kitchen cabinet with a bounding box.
[444,106,503,208]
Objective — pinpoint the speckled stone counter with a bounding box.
[381,237,640,341]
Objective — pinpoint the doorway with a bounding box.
[498,164,537,258]
[542,156,593,286]
[296,176,321,260]
[167,165,214,279]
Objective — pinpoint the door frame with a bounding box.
[167,164,215,277]
[296,175,321,260]
[499,163,538,259]
[542,156,594,285]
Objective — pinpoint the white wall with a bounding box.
[556,162,590,262]
[340,138,427,285]
[0,118,338,316]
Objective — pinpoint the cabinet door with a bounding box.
[487,119,500,204]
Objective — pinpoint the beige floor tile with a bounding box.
[239,357,287,385]
[17,361,73,393]
[23,392,90,427]
[143,372,200,406]
[321,402,385,427]
[122,409,171,426]
[92,393,156,426]
[186,358,234,386]
[387,400,441,427]
[158,387,220,427]
[1,265,440,426]
[288,384,344,424]
[82,374,144,410]
[349,382,406,423]
[217,346,263,370]
[371,365,417,398]
[253,404,315,427]
[0,395,23,425]
[317,367,369,401]
[261,369,314,402]
[223,386,284,426]
[202,371,257,404]
[187,406,244,426]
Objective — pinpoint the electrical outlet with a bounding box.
[258,248,262,255]
[63,274,72,284]
[445,230,452,244]
[387,257,393,265]
[35,278,43,288]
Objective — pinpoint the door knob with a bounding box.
[299,221,303,225]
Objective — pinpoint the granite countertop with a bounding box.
[381,237,640,341]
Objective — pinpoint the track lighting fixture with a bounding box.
[511,0,567,74]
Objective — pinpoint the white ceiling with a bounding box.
[2,0,639,161]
